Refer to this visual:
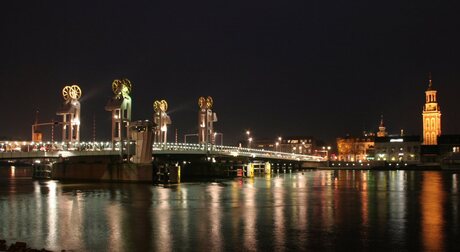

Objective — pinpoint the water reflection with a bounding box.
[207,184,223,251]
[421,172,445,251]
[243,177,257,251]
[0,168,459,251]
[273,176,285,251]
[106,199,122,251]
[154,188,171,252]
[46,181,58,249]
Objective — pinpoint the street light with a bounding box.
[275,141,279,152]
[322,146,331,166]
[276,137,282,152]
[245,130,252,148]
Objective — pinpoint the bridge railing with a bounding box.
[152,143,324,161]
[0,141,324,162]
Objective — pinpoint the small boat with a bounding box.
[32,161,53,179]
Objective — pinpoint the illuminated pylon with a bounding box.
[198,96,217,144]
[56,84,82,142]
[105,78,132,143]
[153,100,171,143]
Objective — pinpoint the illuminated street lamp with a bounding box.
[275,141,279,151]
[322,146,331,165]
[276,137,282,152]
[245,130,252,148]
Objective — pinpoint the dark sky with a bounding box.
[1,1,459,145]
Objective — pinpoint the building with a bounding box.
[438,135,460,168]
[438,135,460,154]
[374,135,421,163]
[280,136,316,154]
[422,75,442,145]
[376,115,388,137]
[336,133,374,162]
[252,139,276,150]
[253,136,316,154]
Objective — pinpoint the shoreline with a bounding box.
[0,239,55,252]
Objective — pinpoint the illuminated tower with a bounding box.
[105,79,132,143]
[422,75,441,145]
[153,99,171,143]
[376,115,387,137]
[198,96,218,144]
[56,85,82,142]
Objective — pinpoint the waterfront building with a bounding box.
[253,136,316,154]
[374,135,421,163]
[422,75,442,145]
[253,138,276,150]
[437,135,460,168]
[280,136,316,154]
[336,133,374,162]
[438,135,460,154]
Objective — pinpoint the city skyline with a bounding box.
[1,1,460,144]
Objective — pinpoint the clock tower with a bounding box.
[422,75,441,145]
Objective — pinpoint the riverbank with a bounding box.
[0,239,55,252]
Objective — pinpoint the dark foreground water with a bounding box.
[0,167,459,251]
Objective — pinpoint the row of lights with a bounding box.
[1,139,322,161]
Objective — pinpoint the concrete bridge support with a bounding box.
[130,121,154,164]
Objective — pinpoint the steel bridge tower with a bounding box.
[198,96,217,145]
[105,79,132,144]
[153,100,171,143]
[56,84,82,143]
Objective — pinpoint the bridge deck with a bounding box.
[0,142,324,162]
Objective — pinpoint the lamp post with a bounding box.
[322,146,331,166]
[275,141,279,152]
[246,130,252,148]
[277,137,282,152]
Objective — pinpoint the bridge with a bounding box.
[1,79,325,182]
[0,141,323,162]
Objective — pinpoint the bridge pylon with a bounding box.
[105,79,132,145]
[153,99,171,143]
[129,120,154,164]
[56,84,82,143]
[198,96,217,145]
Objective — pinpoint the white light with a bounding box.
[390,138,404,142]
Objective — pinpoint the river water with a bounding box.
[0,167,459,251]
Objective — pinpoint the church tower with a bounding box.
[377,115,387,137]
[422,74,442,145]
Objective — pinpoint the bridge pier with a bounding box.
[52,155,153,182]
[152,160,180,184]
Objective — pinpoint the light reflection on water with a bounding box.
[0,167,459,251]
[421,172,445,251]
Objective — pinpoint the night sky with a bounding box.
[1,1,460,145]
